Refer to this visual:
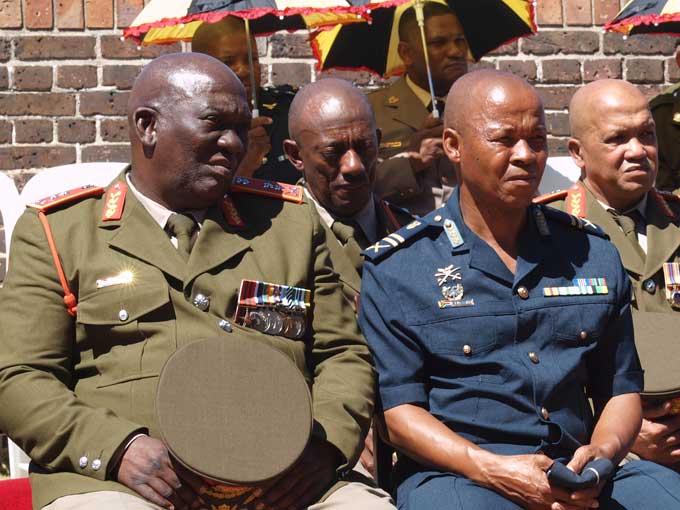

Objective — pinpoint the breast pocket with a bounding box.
[77,281,172,387]
[552,301,610,345]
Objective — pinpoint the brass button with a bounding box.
[517,286,529,299]
[528,352,539,364]
[434,215,443,222]
[541,407,550,420]
[579,330,588,341]
[463,344,472,356]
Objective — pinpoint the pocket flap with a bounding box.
[77,282,170,325]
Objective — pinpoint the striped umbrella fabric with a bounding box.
[606,0,680,36]
[311,0,536,77]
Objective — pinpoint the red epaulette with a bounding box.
[28,185,105,212]
[230,176,303,204]
[651,189,678,220]
[532,189,568,205]
[655,189,680,202]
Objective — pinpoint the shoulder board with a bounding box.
[380,199,415,230]
[651,189,679,220]
[230,176,303,204]
[655,189,680,202]
[650,92,675,109]
[540,205,608,239]
[28,185,104,212]
[533,189,568,205]
[363,217,436,263]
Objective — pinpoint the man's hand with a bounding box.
[359,426,375,475]
[253,439,339,510]
[407,115,444,173]
[117,435,198,510]
[236,116,274,177]
[632,400,680,465]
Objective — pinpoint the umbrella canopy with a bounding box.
[606,0,680,35]
[310,0,536,77]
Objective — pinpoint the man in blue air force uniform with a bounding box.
[359,70,680,509]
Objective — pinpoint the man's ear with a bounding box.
[442,127,462,164]
[397,41,413,67]
[567,137,586,171]
[134,107,158,151]
[283,139,304,174]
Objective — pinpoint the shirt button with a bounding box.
[517,286,529,299]
[79,456,88,469]
[193,293,210,311]
[643,279,656,294]
[528,352,539,364]
[541,407,550,420]
[463,344,472,356]
[118,309,129,321]
[91,458,102,471]
[579,330,588,341]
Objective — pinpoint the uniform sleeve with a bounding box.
[358,261,428,411]
[373,156,422,203]
[586,246,644,404]
[0,210,143,480]
[306,206,374,472]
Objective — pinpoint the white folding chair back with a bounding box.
[0,172,23,257]
[539,156,581,195]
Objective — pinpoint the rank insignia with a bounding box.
[435,265,474,308]
[387,95,399,105]
[221,196,245,228]
[235,279,310,339]
[261,102,277,110]
[543,278,608,297]
[662,263,680,309]
[101,181,127,221]
[379,141,403,150]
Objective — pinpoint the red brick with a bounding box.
[80,91,130,116]
[117,0,144,28]
[0,38,10,62]
[102,65,142,90]
[547,112,570,137]
[521,31,599,55]
[542,59,581,84]
[316,68,375,86]
[603,33,677,55]
[0,0,22,28]
[638,84,666,101]
[101,35,181,59]
[583,58,622,81]
[101,118,129,142]
[498,60,536,82]
[15,119,53,143]
[0,67,7,90]
[0,93,76,116]
[536,86,577,110]
[15,36,96,60]
[486,41,519,57]
[668,57,680,82]
[626,58,664,84]
[25,0,53,29]
[468,61,496,73]
[270,34,314,59]
[594,0,620,26]
[271,63,311,88]
[548,138,569,156]
[0,120,11,143]
[565,0,592,26]
[13,66,53,91]
[537,0,563,27]
[57,118,96,143]
[0,146,76,170]
[56,0,84,29]
[57,65,98,89]
[85,0,113,28]
[82,144,131,163]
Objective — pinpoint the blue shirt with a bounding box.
[359,188,643,465]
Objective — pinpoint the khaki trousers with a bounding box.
[43,481,395,510]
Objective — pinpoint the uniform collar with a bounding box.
[406,75,438,108]
[598,193,648,220]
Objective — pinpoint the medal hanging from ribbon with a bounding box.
[663,263,680,309]
[235,279,310,339]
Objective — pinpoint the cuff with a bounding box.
[380,383,427,411]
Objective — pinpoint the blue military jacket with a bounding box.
[359,189,643,486]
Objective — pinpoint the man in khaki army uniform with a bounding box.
[193,17,299,184]
[650,48,680,191]
[368,3,467,216]
[536,79,680,470]
[0,53,396,510]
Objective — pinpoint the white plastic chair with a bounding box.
[539,156,582,195]
[5,162,127,478]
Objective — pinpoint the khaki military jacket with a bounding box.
[537,182,680,313]
[367,77,456,216]
[0,171,374,509]
[650,83,680,191]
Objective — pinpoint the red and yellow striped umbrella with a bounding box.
[606,0,680,36]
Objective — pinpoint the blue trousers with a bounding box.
[397,460,680,510]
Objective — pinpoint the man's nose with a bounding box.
[218,130,246,156]
[510,139,536,165]
[625,137,647,160]
[340,150,367,178]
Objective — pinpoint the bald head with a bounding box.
[288,78,374,141]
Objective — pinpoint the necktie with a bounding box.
[167,213,197,261]
[609,209,645,260]
[331,219,365,272]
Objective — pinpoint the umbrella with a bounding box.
[605,0,680,36]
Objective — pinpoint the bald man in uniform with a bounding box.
[360,70,680,510]
[536,79,680,472]
[193,17,298,183]
[0,53,394,510]
[368,3,467,216]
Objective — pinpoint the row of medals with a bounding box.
[244,307,306,339]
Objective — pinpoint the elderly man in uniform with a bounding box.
[537,79,680,471]
[359,70,680,509]
[368,2,467,216]
[0,53,395,510]
[192,17,298,183]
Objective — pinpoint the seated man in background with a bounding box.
[193,17,299,183]
[359,69,680,509]
[537,79,680,470]
[368,2,467,216]
[0,53,394,510]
